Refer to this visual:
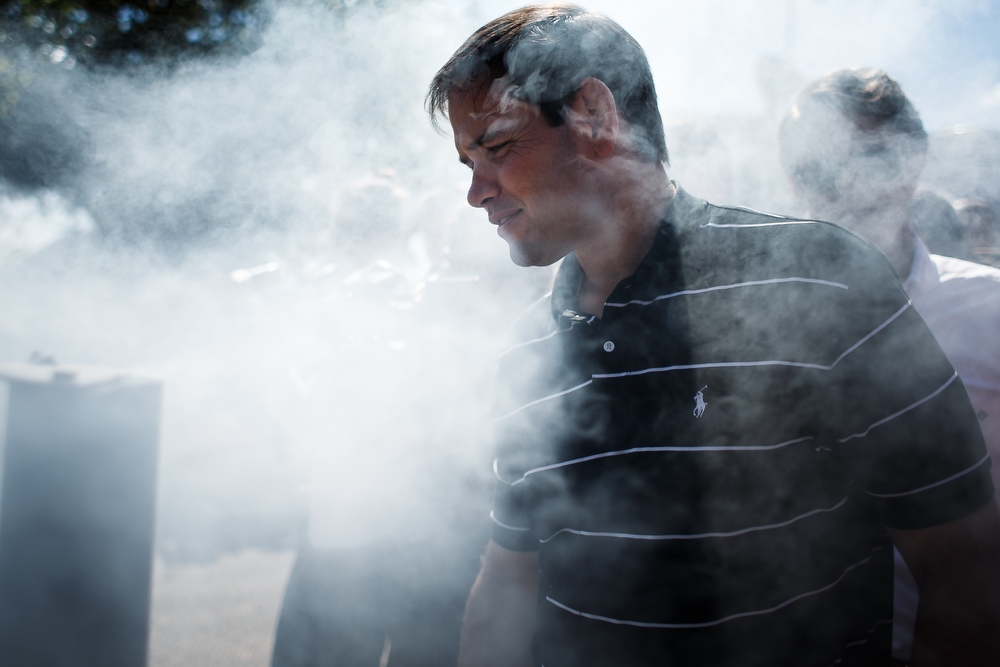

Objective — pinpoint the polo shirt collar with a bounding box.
[551,184,701,323]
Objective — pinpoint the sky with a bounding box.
[465,0,1000,130]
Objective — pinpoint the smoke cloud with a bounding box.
[0,0,997,662]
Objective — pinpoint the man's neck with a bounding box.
[829,202,916,280]
[575,169,676,317]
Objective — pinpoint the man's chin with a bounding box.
[506,240,563,268]
[508,246,534,267]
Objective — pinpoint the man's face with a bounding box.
[448,82,591,267]
[782,103,918,235]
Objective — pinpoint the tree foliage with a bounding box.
[0,0,266,67]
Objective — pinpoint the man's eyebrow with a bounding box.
[464,122,515,153]
[463,130,488,153]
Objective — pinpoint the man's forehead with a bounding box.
[450,80,507,122]
[786,102,855,150]
[450,73,511,108]
[790,99,850,131]
[449,82,536,145]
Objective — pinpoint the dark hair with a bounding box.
[796,67,927,143]
[426,4,667,163]
[779,67,928,197]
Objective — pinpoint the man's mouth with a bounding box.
[494,210,522,227]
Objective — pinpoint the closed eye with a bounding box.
[487,141,512,156]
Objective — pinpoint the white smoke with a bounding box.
[0,0,556,561]
[0,0,996,614]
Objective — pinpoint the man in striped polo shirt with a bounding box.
[427,5,1000,666]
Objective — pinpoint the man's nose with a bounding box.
[467,164,500,209]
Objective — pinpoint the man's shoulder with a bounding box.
[670,189,894,289]
[672,188,878,251]
[931,254,1000,287]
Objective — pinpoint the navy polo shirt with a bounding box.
[488,188,993,666]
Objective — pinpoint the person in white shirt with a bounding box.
[903,240,1000,505]
[778,65,1000,665]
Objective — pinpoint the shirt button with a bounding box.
[603,341,615,352]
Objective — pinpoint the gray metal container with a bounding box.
[0,364,161,667]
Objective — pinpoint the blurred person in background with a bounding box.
[779,66,1000,666]
[909,187,972,261]
[271,173,494,667]
[430,6,1000,667]
[953,197,1000,268]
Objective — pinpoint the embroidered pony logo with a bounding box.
[693,386,708,418]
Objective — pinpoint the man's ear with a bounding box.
[564,77,619,159]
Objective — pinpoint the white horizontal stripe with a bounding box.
[865,452,990,499]
[492,379,593,422]
[489,510,531,532]
[494,437,813,487]
[826,302,910,369]
[700,219,818,228]
[545,555,871,629]
[593,303,911,380]
[539,496,848,543]
[705,204,794,220]
[838,372,958,443]
[594,359,831,379]
[499,326,571,358]
[605,277,848,308]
